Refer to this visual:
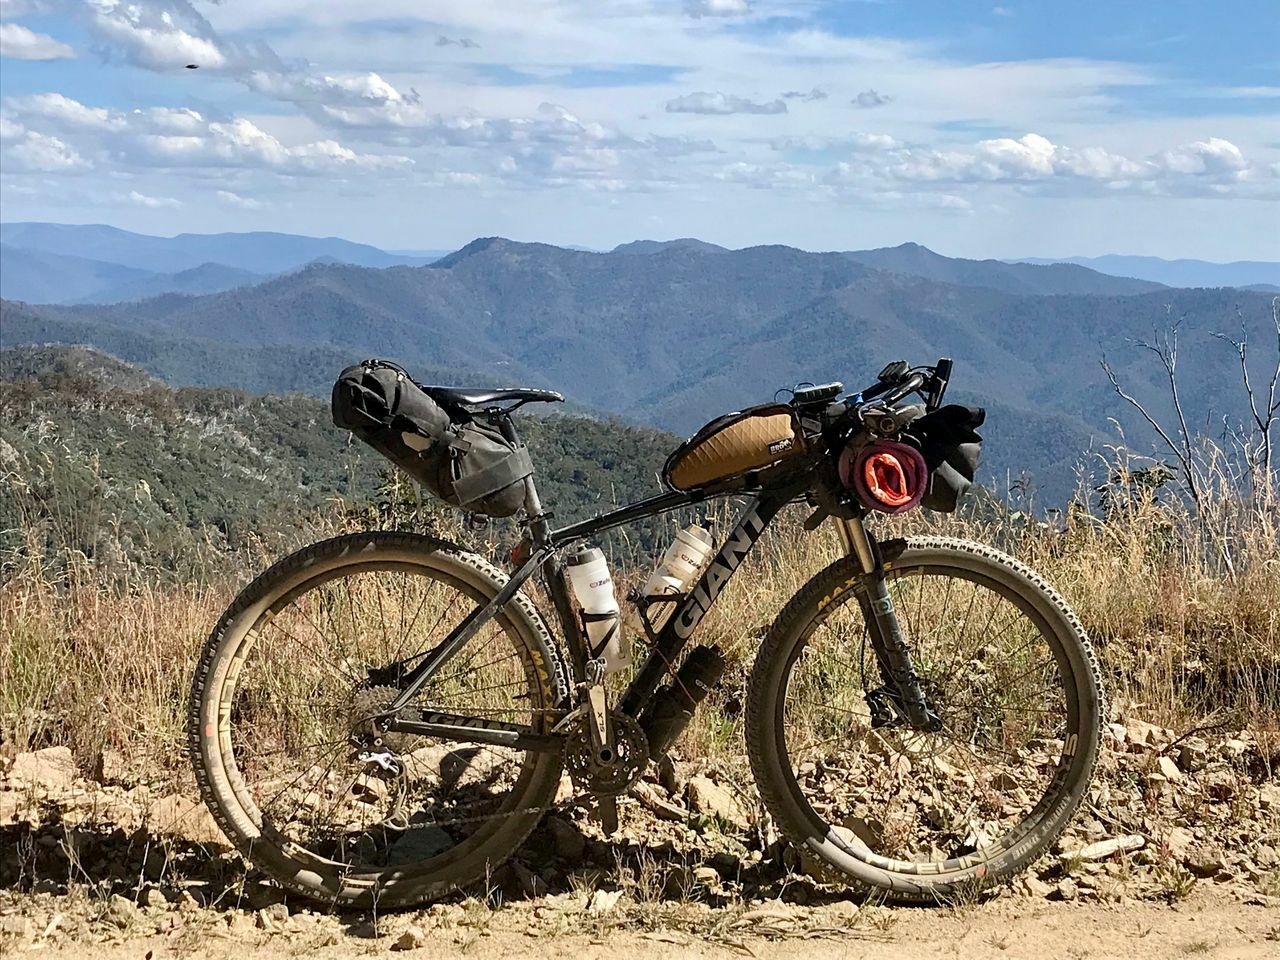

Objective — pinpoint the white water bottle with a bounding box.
[566,547,630,673]
[627,525,715,629]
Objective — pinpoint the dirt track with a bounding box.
[3,886,1275,960]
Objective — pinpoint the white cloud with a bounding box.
[5,129,89,171]
[82,0,268,71]
[684,0,751,17]
[0,0,52,18]
[666,92,787,115]
[852,89,893,108]
[3,93,412,175]
[127,189,181,208]
[859,132,1272,199]
[0,22,74,60]
[7,92,123,130]
[216,189,264,209]
[782,88,828,102]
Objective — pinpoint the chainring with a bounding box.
[563,711,649,796]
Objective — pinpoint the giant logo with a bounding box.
[673,507,765,639]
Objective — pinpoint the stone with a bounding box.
[264,902,289,924]
[686,775,747,827]
[143,887,169,909]
[1203,770,1238,801]
[146,795,231,850]
[1022,875,1054,898]
[1053,878,1079,901]
[1221,738,1249,758]
[1185,844,1225,878]
[1059,834,1145,863]
[392,925,428,951]
[693,866,720,886]
[106,894,138,928]
[8,746,77,792]
[1177,739,1209,773]
[1125,719,1172,749]
[1104,723,1128,745]
[1259,785,1280,811]
[1163,827,1195,860]
[990,771,1021,791]
[1156,756,1182,781]
[546,816,587,862]
[586,889,621,914]
[631,781,689,822]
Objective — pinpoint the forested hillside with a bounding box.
[0,345,677,576]
[6,239,1275,503]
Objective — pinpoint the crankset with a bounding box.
[562,710,649,797]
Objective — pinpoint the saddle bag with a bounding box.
[903,404,985,512]
[663,403,804,491]
[331,359,533,518]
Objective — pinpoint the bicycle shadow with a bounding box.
[0,794,861,922]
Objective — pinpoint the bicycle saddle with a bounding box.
[424,385,564,407]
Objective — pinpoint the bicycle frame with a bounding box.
[381,380,943,752]
[381,467,817,750]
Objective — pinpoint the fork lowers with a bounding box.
[636,644,726,758]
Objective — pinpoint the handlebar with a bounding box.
[849,357,951,411]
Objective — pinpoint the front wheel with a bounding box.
[746,536,1102,902]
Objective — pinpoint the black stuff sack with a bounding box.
[904,404,985,512]
[331,359,533,518]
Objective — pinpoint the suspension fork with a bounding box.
[832,516,942,732]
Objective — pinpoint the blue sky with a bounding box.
[1,1,1276,260]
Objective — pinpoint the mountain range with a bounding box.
[5,234,1276,506]
[0,222,451,305]
[1014,254,1280,291]
[3,222,1275,307]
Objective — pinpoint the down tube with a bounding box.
[619,490,793,716]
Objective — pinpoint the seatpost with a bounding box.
[494,411,550,546]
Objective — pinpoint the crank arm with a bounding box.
[385,712,562,753]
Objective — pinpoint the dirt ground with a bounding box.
[1,886,1275,960]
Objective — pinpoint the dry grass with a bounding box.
[2,445,1277,787]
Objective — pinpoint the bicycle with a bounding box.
[188,358,1102,907]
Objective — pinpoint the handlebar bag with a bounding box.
[904,404,985,512]
[663,403,804,491]
[331,359,533,518]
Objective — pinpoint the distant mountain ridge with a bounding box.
[5,235,1275,505]
[0,222,436,273]
[1014,254,1280,290]
[0,223,451,305]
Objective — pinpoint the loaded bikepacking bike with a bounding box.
[189,358,1103,908]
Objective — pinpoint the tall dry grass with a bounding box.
[2,443,1276,787]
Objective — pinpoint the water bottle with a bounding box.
[627,524,714,629]
[565,547,630,673]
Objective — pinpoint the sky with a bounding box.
[0,1,1277,260]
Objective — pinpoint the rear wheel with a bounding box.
[188,531,566,908]
[746,536,1102,902]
